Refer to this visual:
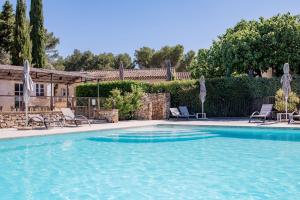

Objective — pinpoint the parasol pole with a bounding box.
[285,96,288,120]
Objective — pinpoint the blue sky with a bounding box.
[5,0,300,57]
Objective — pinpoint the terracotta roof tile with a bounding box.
[84,68,191,81]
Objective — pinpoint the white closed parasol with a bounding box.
[281,63,292,118]
[119,61,124,81]
[199,75,206,115]
[166,60,172,81]
[23,60,34,127]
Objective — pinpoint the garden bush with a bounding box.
[76,77,300,117]
[104,85,144,120]
[274,89,300,112]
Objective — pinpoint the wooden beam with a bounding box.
[66,83,69,108]
[50,73,53,111]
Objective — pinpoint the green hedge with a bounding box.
[76,77,300,117]
[76,81,150,98]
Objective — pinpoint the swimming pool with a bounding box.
[1,125,300,199]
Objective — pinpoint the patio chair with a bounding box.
[28,114,50,129]
[249,104,273,123]
[61,108,91,126]
[169,108,188,119]
[179,106,196,119]
[28,114,63,129]
[288,109,300,124]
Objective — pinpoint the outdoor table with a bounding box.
[196,113,207,119]
[276,112,292,122]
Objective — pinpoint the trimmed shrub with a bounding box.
[104,85,145,120]
[274,89,300,112]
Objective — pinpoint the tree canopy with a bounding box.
[134,45,194,70]
[191,13,300,78]
[0,0,14,63]
[12,0,31,65]
[63,50,134,71]
[134,47,155,68]
[178,50,196,72]
[30,0,46,68]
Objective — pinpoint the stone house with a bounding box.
[0,64,94,112]
[0,65,191,113]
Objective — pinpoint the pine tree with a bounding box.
[0,0,15,54]
[30,0,46,68]
[12,0,31,66]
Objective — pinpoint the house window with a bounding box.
[15,83,23,96]
[61,88,67,97]
[36,84,45,96]
[14,83,23,109]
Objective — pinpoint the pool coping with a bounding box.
[1,119,300,140]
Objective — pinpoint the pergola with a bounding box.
[0,64,102,110]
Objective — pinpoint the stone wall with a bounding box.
[136,93,170,120]
[96,109,119,123]
[0,111,63,128]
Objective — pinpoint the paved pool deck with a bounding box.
[0,118,300,140]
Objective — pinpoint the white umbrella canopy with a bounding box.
[281,63,292,116]
[199,75,206,114]
[23,60,34,126]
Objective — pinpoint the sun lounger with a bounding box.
[179,106,196,118]
[61,108,91,126]
[28,114,63,129]
[28,114,50,129]
[169,108,188,119]
[249,104,273,123]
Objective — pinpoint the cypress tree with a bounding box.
[30,0,46,68]
[12,0,31,66]
[0,0,15,54]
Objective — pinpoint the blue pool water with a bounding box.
[1,125,300,199]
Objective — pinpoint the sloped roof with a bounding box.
[84,68,191,81]
[0,64,95,84]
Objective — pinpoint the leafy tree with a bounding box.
[64,49,83,71]
[115,53,133,69]
[150,44,184,68]
[208,13,300,77]
[45,30,59,60]
[188,13,300,78]
[64,50,134,71]
[0,0,14,62]
[169,44,184,68]
[43,29,64,69]
[0,48,11,64]
[30,0,46,68]
[95,53,116,70]
[12,0,31,65]
[134,46,154,68]
[188,48,225,78]
[257,14,300,76]
[49,56,65,70]
[189,49,209,78]
[177,50,196,72]
[151,50,165,68]
[79,51,95,70]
